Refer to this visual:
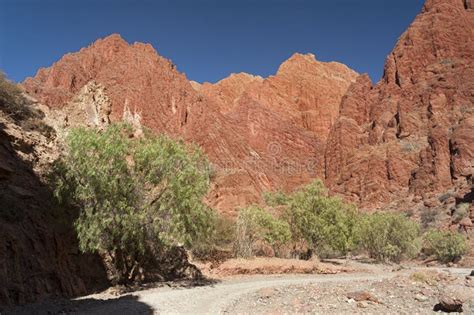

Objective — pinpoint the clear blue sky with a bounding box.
[0,0,424,83]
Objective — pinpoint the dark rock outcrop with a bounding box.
[0,112,108,309]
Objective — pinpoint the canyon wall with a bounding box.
[21,0,473,216]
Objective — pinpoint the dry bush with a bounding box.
[0,71,35,120]
[452,203,469,223]
[420,207,441,229]
[0,71,54,137]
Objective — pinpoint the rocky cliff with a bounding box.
[325,0,474,220]
[22,0,473,219]
[197,54,358,142]
[23,35,354,214]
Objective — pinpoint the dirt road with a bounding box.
[143,273,394,314]
[9,267,472,314]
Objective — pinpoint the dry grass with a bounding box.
[409,270,456,286]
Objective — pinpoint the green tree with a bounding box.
[358,212,421,262]
[53,123,215,283]
[267,180,359,258]
[423,230,467,263]
[234,205,291,258]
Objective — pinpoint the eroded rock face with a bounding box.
[199,53,358,142]
[23,34,194,137]
[22,0,473,215]
[325,0,474,209]
[23,35,335,215]
[197,73,264,113]
[39,81,112,133]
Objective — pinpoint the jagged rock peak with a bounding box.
[92,33,128,46]
[212,72,264,86]
[277,52,358,80]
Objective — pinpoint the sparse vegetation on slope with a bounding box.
[0,71,54,136]
[0,71,30,120]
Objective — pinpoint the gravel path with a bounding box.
[95,273,392,314]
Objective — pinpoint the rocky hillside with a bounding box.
[22,0,473,220]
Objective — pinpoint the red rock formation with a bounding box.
[325,0,474,209]
[198,53,358,142]
[24,34,194,137]
[23,35,332,215]
[196,73,263,113]
[22,0,474,214]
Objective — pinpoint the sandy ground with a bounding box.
[196,257,356,278]
[6,261,474,315]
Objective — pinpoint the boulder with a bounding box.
[435,295,463,312]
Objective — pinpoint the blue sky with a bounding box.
[0,0,424,83]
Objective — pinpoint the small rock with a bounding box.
[426,261,437,267]
[357,301,369,308]
[459,217,473,227]
[346,291,379,303]
[415,294,429,302]
[8,184,34,198]
[0,161,13,179]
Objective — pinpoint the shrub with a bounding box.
[191,213,236,259]
[53,123,215,283]
[410,270,442,286]
[0,71,55,137]
[358,212,421,262]
[0,71,36,121]
[268,180,359,258]
[234,205,291,258]
[401,142,419,152]
[423,230,467,263]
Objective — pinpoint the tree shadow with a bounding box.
[119,276,221,295]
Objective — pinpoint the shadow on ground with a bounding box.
[5,295,153,315]
[112,276,222,295]
[6,277,222,315]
